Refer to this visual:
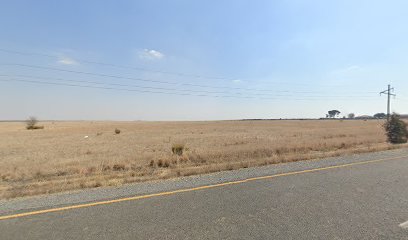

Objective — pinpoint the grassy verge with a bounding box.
[0,120,405,199]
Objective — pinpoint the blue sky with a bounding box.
[1,0,407,120]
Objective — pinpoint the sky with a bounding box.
[1,0,408,121]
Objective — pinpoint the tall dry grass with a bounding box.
[0,119,404,199]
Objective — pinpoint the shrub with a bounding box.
[112,164,126,171]
[152,159,171,168]
[115,128,121,134]
[26,116,44,130]
[93,182,102,188]
[172,143,185,156]
[162,160,170,168]
[384,114,408,144]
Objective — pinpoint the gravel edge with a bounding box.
[1,148,408,215]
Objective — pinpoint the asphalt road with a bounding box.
[1,150,408,239]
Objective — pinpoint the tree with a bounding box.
[384,113,408,144]
[374,113,386,119]
[348,113,355,119]
[328,110,341,118]
[26,116,38,130]
[25,116,44,130]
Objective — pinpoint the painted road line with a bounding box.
[0,155,407,221]
[400,220,408,229]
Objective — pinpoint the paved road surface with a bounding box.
[1,149,408,239]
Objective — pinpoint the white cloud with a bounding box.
[57,57,78,65]
[341,65,360,72]
[331,65,361,75]
[232,79,242,83]
[139,49,164,60]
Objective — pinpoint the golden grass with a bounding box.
[0,119,405,199]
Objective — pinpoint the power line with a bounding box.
[0,74,379,98]
[0,74,309,97]
[0,78,259,99]
[395,98,408,103]
[0,77,380,101]
[0,74,252,96]
[0,48,241,81]
[0,48,385,90]
[1,63,294,92]
[1,63,380,95]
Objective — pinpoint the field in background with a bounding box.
[0,120,403,199]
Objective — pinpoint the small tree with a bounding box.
[328,110,341,118]
[26,116,38,130]
[348,113,355,119]
[171,143,185,156]
[384,113,408,144]
[374,113,386,119]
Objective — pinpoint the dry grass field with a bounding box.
[0,119,404,199]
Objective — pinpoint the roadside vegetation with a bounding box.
[0,119,407,199]
[384,113,408,144]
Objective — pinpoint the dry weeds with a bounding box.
[0,119,405,199]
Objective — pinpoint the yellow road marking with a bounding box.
[0,155,406,221]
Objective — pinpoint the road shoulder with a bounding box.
[1,148,408,216]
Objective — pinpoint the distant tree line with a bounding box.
[324,111,388,119]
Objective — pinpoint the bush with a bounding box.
[172,143,185,156]
[115,128,121,134]
[26,116,44,130]
[384,114,408,144]
[112,164,126,171]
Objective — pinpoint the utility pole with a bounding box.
[380,84,396,121]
